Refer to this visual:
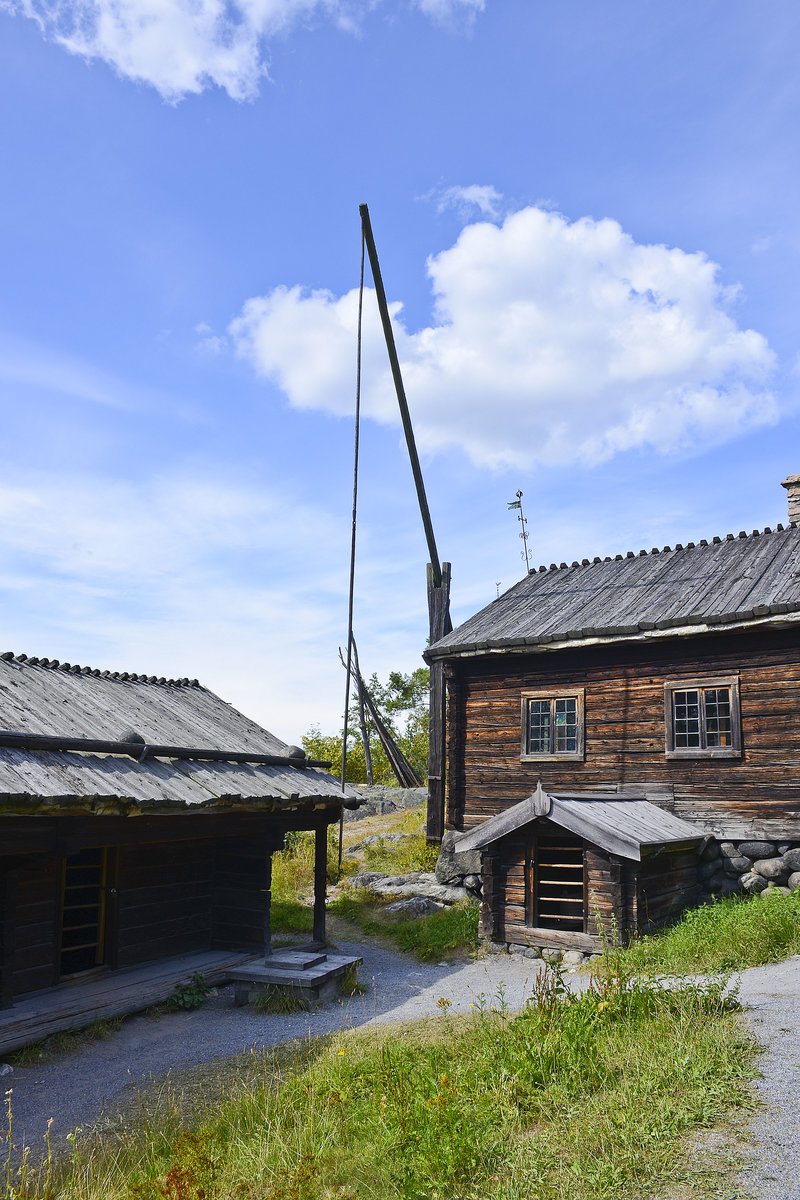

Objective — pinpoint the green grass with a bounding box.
[7,1017,124,1067]
[608,888,800,975]
[360,832,439,875]
[331,888,480,961]
[7,967,757,1200]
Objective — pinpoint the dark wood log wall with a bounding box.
[446,627,800,837]
[212,836,272,952]
[116,840,215,967]
[10,859,59,998]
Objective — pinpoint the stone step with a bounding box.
[262,951,327,973]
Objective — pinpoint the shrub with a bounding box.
[164,973,210,1013]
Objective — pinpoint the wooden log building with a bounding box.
[425,475,800,953]
[0,653,360,1050]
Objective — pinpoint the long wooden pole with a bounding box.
[359,203,445,591]
[359,203,451,842]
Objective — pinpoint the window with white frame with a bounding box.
[520,689,585,761]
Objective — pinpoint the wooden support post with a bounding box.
[263,854,273,961]
[427,561,451,844]
[312,825,328,948]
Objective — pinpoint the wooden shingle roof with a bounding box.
[0,653,356,813]
[427,523,800,660]
[455,785,702,861]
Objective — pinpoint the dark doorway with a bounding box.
[527,833,585,931]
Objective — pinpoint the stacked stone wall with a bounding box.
[699,838,800,897]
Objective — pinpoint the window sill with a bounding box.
[520,753,585,763]
[665,749,742,760]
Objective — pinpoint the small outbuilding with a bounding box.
[455,784,703,952]
[0,652,360,1051]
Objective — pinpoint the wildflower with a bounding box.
[337,1049,347,1056]
[597,1000,609,1012]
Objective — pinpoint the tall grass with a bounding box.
[613,889,800,975]
[4,966,756,1200]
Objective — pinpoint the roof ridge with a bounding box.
[0,652,200,688]
[528,523,793,574]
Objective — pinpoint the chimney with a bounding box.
[781,474,800,525]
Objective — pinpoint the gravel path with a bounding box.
[4,943,800,1198]
[735,956,800,1199]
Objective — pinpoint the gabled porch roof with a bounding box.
[454,783,703,861]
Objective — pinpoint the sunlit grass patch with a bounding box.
[609,889,800,975]
[331,888,481,961]
[10,968,757,1200]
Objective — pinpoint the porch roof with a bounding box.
[454,785,703,861]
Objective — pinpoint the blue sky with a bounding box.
[1,0,799,741]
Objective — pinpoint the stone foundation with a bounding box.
[700,838,800,897]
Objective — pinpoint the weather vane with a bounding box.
[507,489,531,573]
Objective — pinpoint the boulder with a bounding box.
[741,872,768,893]
[778,844,791,855]
[700,858,722,880]
[788,872,800,892]
[782,848,800,872]
[757,885,792,898]
[752,857,790,883]
[703,869,726,892]
[385,896,444,917]
[435,830,483,885]
[719,842,738,858]
[562,950,586,966]
[462,874,482,892]
[738,841,777,860]
[723,855,752,876]
[700,840,722,862]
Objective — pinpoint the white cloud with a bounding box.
[231,205,778,469]
[0,469,431,740]
[435,183,502,219]
[2,0,482,100]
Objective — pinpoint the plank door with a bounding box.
[527,833,586,931]
[58,848,113,979]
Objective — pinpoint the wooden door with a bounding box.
[527,833,585,931]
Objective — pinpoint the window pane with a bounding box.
[555,697,578,752]
[528,700,551,753]
[704,687,731,747]
[673,689,701,747]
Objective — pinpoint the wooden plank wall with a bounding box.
[212,836,270,951]
[447,627,800,836]
[636,848,701,935]
[116,841,215,967]
[11,859,59,997]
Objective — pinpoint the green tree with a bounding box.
[302,666,430,785]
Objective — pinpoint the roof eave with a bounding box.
[425,609,800,663]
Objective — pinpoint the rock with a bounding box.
[741,872,768,893]
[782,848,800,872]
[723,855,752,876]
[486,941,508,954]
[348,872,389,888]
[435,830,483,885]
[462,874,482,892]
[758,885,792,897]
[718,877,742,897]
[384,896,444,917]
[719,842,738,858]
[0,1064,12,1077]
[703,869,726,892]
[778,844,792,855]
[349,832,406,851]
[700,858,722,880]
[541,948,563,963]
[738,841,777,860]
[562,950,586,966]
[700,840,721,861]
[787,872,800,891]
[752,857,790,883]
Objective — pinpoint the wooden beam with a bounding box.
[427,561,452,844]
[312,826,327,948]
[263,854,273,961]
